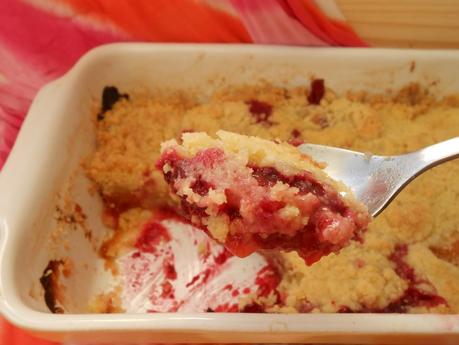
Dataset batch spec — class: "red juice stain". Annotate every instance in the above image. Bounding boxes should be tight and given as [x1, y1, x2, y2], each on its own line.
[385, 244, 447, 312]
[308, 79, 325, 105]
[214, 249, 232, 265]
[232, 290, 240, 297]
[242, 287, 251, 294]
[131, 252, 141, 259]
[186, 273, 201, 288]
[389, 244, 416, 281]
[154, 207, 193, 226]
[246, 100, 274, 126]
[135, 221, 171, 253]
[338, 306, 352, 313]
[337, 245, 448, 313]
[161, 281, 175, 299]
[214, 303, 239, 312]
[241, 303, 265, 313]
[223, 284, 233, 291]
[255, 265, 281, 297]
[185, 268, 213, 288]
[201, 268, 212, 284]
[168, 300, 184, 313]
[163, 260, 177, 280]
[288, 138, 305, 147]
[225, 233, 258, 258]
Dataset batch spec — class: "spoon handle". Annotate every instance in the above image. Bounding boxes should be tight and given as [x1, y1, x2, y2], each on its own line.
[415, 136, 459, 168]
[362, 136, 459, 216]
[388, 136, 459, 193]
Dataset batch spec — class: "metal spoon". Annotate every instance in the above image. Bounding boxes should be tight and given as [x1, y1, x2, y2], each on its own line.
[298, 137, 459, 217]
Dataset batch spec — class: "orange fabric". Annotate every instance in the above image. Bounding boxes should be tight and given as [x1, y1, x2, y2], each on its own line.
[0, 317, 58, 345]
[59, 0, 252, 43]
[288, 0, 367, 46]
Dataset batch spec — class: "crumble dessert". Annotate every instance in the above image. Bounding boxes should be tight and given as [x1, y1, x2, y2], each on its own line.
[157, 131, 370, 264]
[84, 81, 459, 314]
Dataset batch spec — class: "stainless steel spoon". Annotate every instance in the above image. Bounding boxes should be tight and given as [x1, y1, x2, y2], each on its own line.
[298, 137, 459, 217]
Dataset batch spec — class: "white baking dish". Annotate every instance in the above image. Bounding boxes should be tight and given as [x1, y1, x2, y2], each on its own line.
[1, 44, 459, 344]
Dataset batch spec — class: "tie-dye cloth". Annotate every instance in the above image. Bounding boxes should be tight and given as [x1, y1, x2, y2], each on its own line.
[0, 1, 364, 344]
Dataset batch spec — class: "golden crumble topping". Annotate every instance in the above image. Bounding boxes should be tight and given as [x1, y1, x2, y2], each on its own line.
[86, 82, 459, 313]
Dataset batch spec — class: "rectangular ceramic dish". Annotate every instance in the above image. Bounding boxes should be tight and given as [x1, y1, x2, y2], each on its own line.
[0, 44, 459, 344]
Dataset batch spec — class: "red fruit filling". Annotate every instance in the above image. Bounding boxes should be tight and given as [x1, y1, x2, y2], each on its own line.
[158, 147, 368, 265]
[338, 245, 447, 313]
[135, 221, 171, 253]
[246, 100, 274, 126]
[308, 79, 325, 105]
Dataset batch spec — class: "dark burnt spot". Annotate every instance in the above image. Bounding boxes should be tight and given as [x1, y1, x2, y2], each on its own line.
[97, 86, 129, 121]
[246, 100, 274, 126]
[40, 260, 64, 314]
[308, 79, 325, 105]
